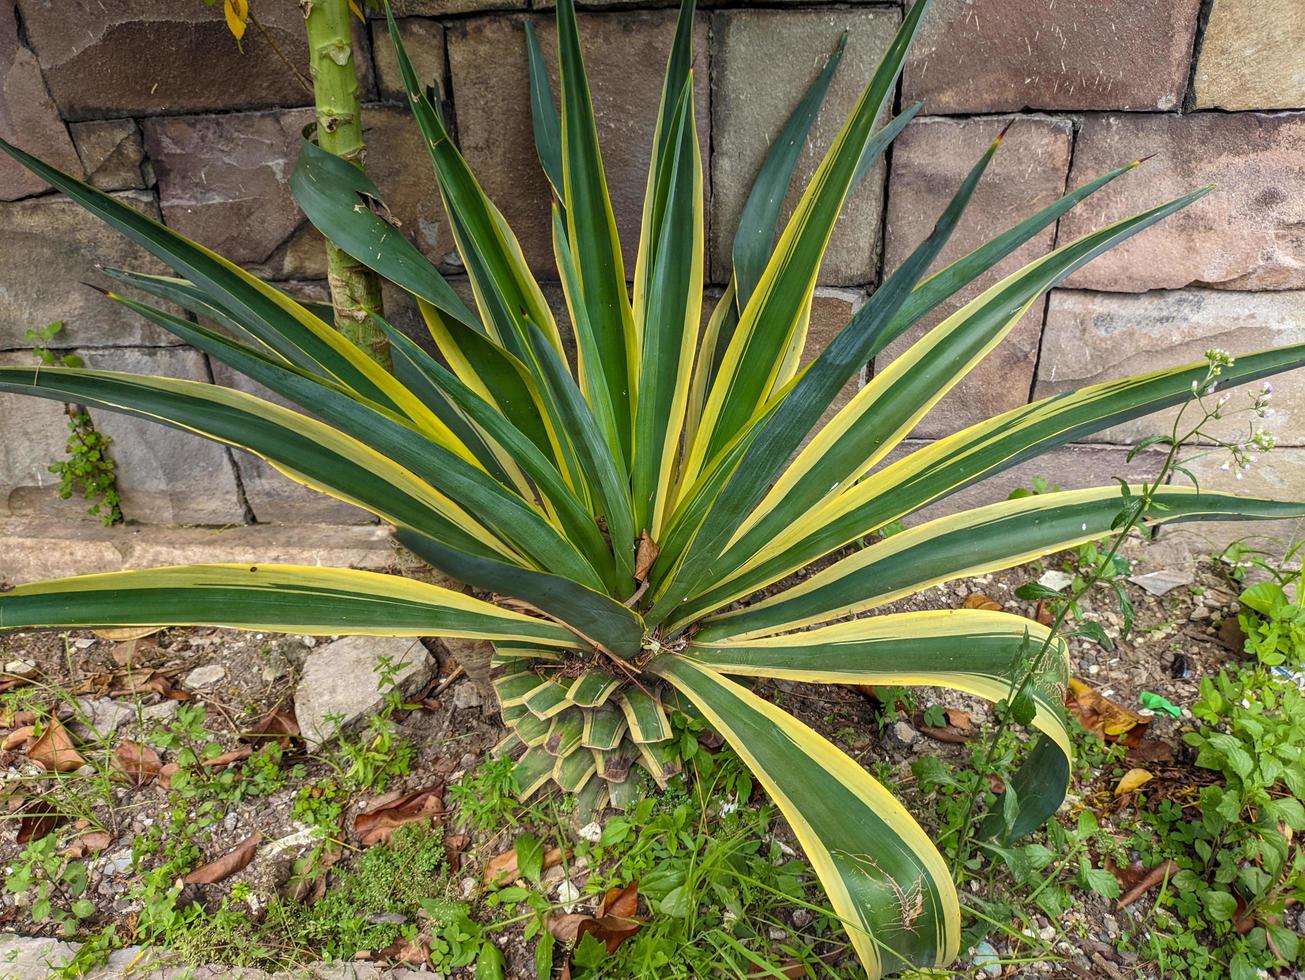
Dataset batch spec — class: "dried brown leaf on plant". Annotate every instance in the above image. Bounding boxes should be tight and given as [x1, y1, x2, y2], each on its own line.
[183, 831, 262, 885]
[635, 532, 660, 582]
[28, 717, 85, 772]
[241, 708, 300, 748]
[961, 593, 1002, 612]
[354, 785, 445, 847]
[1065, 677, 1149, 748]
[113, 740, 163, 786]
[484, 842, 567, 886]
[549, 882, 644, 956]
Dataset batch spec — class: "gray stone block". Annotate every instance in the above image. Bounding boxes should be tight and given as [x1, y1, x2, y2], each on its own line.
[1194, 0, 1305, 111]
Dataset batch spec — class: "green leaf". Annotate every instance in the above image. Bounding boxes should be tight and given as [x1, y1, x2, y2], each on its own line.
[523, 21, 563, 200]
[515, 832, 545, 884]
[475, 939, 506, 979]
[1202, 888, 1238, 923]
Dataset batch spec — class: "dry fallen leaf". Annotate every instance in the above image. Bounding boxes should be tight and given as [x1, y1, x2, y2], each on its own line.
[1033, 600, 1056, 627]
[201, 746, 255, 769]
[378, 935, 432, 969]
[157, 762, 181, 789]
[59, 829, 112, 859]
[113, 740, 164, 786]
[2, 726, 35, 751]
[241, 708, 300, 748]
[1117, 859, 1179, 910]
[93, 627, 164, 642]
[1065, 677, 1150, 748]
[443, 832, 470, 874]
[28, 717, 86, 773]
[16, 799, 66, 844]
[550, 881, 644, 960]
[183, 831, 262, 885]
[962, 593, 1002, 612]
[484, 843, 566, 886]
[1114, 768, 1154, 796]
[634, 531, 660, 582]
[354, 785, 445, 847]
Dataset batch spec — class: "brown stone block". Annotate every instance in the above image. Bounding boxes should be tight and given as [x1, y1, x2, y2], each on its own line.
[1166, 449, 1305, 554]
[143, 105, 450, 281]
[0, 191, 180, 350]
[371, 18, 446, 103]
[710, 7, 899, 287]
[446, 10, 710, 277]
[1194, 0, 1305, 111]
[380, 0, 526, 16]
[0, 0, 83, 200]
[902, 0, 1200, 113]
[1060, 113, 1305, 293]
[69, 119, 146, 191]
[876, 114, 1072, 438]
[1035, 288, 1305, 446]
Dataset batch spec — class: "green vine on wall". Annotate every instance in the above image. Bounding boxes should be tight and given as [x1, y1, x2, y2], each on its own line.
[26, 322, 123, 526]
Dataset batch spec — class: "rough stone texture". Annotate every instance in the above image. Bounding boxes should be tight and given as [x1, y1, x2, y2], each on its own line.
[0, 191, 180, 350]
[880, 441, 1168, 528]
[1035, 288, 1305, 446]
[0, 352, 91, 521]
[295, 634, 436, 747]
[372, 18, 446, 103]
[208, 355, 378, 526]
[1194, 0, 1305, 111]
[1164, 449, 1305, 554]
[446, 10, 711, 276]
[379, 0, 526, 16]
[902, 0, 1201, 113]
[800, 288, 866, 433]
[0, 0, 83, 200]
[68, 118, 147, 191]
[711, 7, 899, 286]
[1060, 113, 1305, 293]
[877, 115, 1073, 437]
[143, 106, 450, 282]
[14, 0, 315, 120]
[0, 518, 397, 585]
[77, 347, 247, 526]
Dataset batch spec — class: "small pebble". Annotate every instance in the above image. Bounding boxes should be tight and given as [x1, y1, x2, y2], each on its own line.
[971, 940, 1001, 978]
[555, 880, 580, 908]
[73, 639, 95, 650]
[183, 664, 227, 689]
[579, 821, 603, 843]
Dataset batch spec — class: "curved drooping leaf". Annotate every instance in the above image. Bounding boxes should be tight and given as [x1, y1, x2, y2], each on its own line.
[0, 565, 576, 646]
[650, 655, 959, 975]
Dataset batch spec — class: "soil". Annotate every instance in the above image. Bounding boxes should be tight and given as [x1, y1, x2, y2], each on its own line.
[0, 536, 1266, 979]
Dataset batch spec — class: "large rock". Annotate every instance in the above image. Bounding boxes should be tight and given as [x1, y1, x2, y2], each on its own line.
[374, 0, 526, 16]
[446, 11, 711, 277]
[711, 7, 899, 286]
[876, 115, 1073, 437]
[1194, 0, 1305, 111]
[1035, 289, 1305, 446]
[902, 0, 1200, 113]
[78, 347, 247, 526]
[372, 17, 446, 103]
[207, 349, 378, 527]
[0, 517, 396, 585]
[0, 191, 179, 349]
[1059, 113, 1305, 293]
[0, 352, 92, 521]
[15, 0, 314, 120]
[1164, 449, 1305, 555]
[68, 118, 147, 191]
[294, 634, 436, 747]
[0, 0, 83, 200]
[143, 106, 451, 282]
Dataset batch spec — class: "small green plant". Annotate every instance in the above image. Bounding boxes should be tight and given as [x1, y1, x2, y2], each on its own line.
[26, 320, 122, 526]
[1234, 550, 1305, 669]
[4, 834, 97, 937]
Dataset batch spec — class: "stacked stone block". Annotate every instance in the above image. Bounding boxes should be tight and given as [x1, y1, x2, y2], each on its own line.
[0, 0, 1301, 553]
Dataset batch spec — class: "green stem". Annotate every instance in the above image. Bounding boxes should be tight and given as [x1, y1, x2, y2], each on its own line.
[303, 0, 390, 370]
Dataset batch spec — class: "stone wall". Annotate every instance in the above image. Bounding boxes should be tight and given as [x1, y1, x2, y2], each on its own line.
[1, 0, 1303, 555]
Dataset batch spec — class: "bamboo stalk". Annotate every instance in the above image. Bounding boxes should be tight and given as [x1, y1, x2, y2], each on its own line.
[303, 0, 391, 369]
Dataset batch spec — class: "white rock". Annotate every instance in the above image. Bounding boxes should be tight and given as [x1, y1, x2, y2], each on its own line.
[451, 681, 484, 710]
[73, 638, 95, 650]
[1038, 569, 1074, 592]
[1127, 568, 1194, 596]
[578, 821, 603, 843]
[71, 698, 134, 739]
[183, 664, 227, 690]
[555, 879, 580, 909]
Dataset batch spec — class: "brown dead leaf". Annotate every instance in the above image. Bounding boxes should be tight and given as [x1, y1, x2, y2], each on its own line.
[16, 799, 66, 844]
[1065, 677, 1150, 748]
[1217, 616, 1247, 654]
[241, 708, 300, 749]
[59, 829, 112, 859]
[549, 882, 644, 956]
[1033, 600, 1055, 627]
[2, 726, 35, 751]
[1126, 738, 1176, 766]
[1117, 859, 1179, 910]
[1114, 768, 1154, 796]
[28, 717, 85, 773]
[634, 531, 659, 582]
[284, 844, 342, 904]
[93, 627, 163, 642]
[354, 785, 445, 847]
[83, 667, 192, 701]
[913, 708, 974, 744]
[113, 740, 163, 786]
[183, 831, 262, 885]
[157, 762, 181, 788]
[962, 593, 1002, 612]
[201, 746, 254, 769]
[110, 637, 161, 667]
[484, 843, 566, 886]
[378, 935, 432, 969]
[443, 832, 470, 874]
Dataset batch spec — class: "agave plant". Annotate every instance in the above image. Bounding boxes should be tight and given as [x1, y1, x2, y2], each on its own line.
[1, 0, 1303, 973]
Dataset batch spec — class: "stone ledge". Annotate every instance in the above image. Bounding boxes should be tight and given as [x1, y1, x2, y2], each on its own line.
[0, 520, 400, 586]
